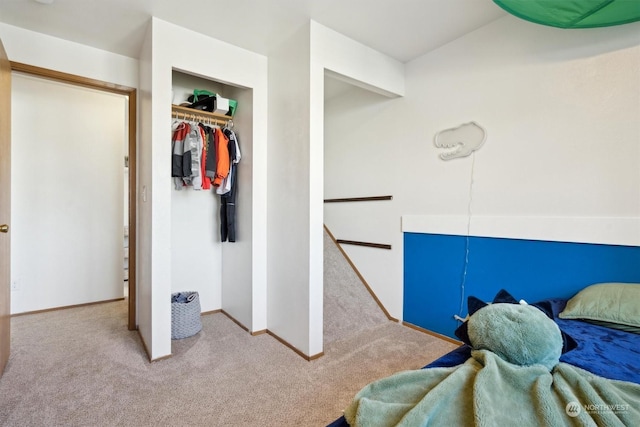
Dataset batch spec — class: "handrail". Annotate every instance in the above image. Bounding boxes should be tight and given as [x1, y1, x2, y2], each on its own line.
[324, 195, 392, 203]
[336, 240, 392, 250]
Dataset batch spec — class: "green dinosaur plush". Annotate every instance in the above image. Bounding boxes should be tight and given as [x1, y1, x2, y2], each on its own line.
[467, 303, 563, 371]
[344, 293, 640, 427]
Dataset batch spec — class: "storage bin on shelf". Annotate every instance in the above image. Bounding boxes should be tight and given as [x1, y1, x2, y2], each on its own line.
[171, 291, 202, 339]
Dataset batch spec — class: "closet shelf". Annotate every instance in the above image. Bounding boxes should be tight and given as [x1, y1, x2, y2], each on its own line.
[171, 104, 233, 125]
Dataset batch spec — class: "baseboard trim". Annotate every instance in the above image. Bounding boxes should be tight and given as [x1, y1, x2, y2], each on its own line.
[324, 224, 394, 321]
[217, 310, 319, 359]
[220, 309, 251, 333]
[402, 321, 463, 345]
[136, 329, 172, 362]
[138, 330, 151, 361]
[150, 353, 173, 362]
[11, 297, 126, 317]
[266, 329, 324, 361]
[201, 309, 222, 316]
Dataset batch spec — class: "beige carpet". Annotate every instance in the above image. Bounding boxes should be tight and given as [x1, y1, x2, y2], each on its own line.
[0, 236, 459, 426]
[323, 228, 389, 344]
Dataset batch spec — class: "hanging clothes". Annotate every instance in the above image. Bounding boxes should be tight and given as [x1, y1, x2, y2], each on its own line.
[183, 123, 204, 190]
[219, 127, 241, 242]
[220, 167, 237, 242]
[217, 128, 241, 196]
[212, 127, 230, 188]
[171, 122, 190, 190]
[171, 119, 209, 190]
[198, 123, 211, 190]
[204, 125, 217, 186]
[170, 113, 241, 242]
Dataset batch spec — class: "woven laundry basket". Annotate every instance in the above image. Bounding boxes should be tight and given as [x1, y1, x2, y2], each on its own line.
[171, 291, 202, 339]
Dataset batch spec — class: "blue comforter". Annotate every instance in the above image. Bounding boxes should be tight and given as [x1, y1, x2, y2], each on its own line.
[429, 299, 640, 383]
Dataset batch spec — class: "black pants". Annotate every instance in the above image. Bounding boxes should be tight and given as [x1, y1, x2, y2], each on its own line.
[220, 165, 237, 242]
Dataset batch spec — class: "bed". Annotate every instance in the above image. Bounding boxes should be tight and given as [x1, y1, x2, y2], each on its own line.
[328, 283, 640, 426]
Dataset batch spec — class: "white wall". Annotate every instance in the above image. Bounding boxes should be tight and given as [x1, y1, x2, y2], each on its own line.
[267, 21, 404, 356]
[10, 73, 126, 314]
[140, 18, 268, 360]
[267, 23, 312, 355]
[0, 23, 139, 316]
[221, 84, 258, 329]
[137, 21, 154, 355]
[324, 17, 640, 320]
[309, 22, 404, 354]
[0, 23, 138, 89]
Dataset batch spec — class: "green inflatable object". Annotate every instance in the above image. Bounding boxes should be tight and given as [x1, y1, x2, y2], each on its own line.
[494, 0, 640, 28]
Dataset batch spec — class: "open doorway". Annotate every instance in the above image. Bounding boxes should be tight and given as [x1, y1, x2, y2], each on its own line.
[322, 74, 392, 346]
[9, 63, 137, 330]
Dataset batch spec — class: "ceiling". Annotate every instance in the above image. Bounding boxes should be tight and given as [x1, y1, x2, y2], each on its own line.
[0, 0, 506, 63]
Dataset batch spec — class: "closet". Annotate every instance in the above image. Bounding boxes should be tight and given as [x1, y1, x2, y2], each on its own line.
[170, 70, 256, 335]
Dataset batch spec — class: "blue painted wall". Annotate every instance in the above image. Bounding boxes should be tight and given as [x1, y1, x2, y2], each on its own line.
[404, 232, 640, 338]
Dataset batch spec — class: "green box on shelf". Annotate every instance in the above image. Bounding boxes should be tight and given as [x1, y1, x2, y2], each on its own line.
[228, 99, 237, 117]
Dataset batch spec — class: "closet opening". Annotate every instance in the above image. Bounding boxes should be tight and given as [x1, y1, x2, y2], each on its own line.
[170, 69, 255, 348]
[9, 62, 138, 330]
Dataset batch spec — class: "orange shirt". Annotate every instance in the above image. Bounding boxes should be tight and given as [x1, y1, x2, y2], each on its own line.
[213, 127, 230, 187]
[198, 125, 211, 190]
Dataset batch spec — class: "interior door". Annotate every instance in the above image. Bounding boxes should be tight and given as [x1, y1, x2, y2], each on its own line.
[0, 38, 11, 378]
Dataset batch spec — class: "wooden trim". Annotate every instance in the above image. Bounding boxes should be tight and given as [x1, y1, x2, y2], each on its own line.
[336, 240, 391, 250]
[324, 225, 394, 321]
[127, 89, 137, 331]
[266, 330, 324, 361]
[324, 195, 392, 203]
[307, 350, 324, 361]
[219, 311, 270, 337]
[215, 311, 318, 358]
[217, 310, 323, 360]
[10, 62, 135, 95]
[220, 310, 250, 333]
[402, 321, 464, 346]
[150, 354, 173, 362]
[138, 330, 172, 363]
[201, 309, 222, 316]
[10, 61, 139, 331]
[137, 330, 151, 361]
[0, 37, 12, 379]
[11, 298, 125, 317]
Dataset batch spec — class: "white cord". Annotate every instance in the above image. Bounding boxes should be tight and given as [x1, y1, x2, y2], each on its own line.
[457, 152, 476, 320]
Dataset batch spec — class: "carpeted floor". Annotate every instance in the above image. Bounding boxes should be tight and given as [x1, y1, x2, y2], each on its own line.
[323, 228, 389, 344]
[0, 233, 459, 427]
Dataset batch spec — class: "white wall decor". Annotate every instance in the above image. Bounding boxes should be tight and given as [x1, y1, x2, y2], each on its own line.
[434, 121, 486, 160]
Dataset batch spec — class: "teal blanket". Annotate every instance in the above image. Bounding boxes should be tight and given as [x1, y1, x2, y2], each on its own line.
[345, 349, 640, 426]
[344, 301, 640, 426]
